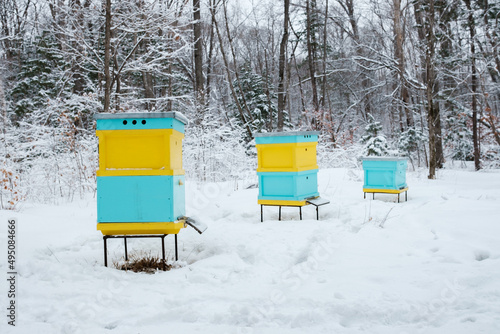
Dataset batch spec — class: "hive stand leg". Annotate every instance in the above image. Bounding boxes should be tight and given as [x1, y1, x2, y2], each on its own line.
[161, 235, 166, 271]
[373, 193, 375, 200]
[398, 193, 400, 203]
[261, 205, 263, 222]
[316, 206, 319, 220]
[175, 234, 178, 262]
[103, 236, 108, 267]
[406, 191, 408, 202]
[279, 206, 282, 221]
[299, 206, 302, 220]
[364, 192, 366, 199]
[124, 236, 128, 261]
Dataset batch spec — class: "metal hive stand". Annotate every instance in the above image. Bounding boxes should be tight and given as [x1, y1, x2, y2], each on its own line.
[363, 187, 409, 203]
[103, 234, 177, 271]
[260, 197, 330, 222]
[102, 217, 207, 271]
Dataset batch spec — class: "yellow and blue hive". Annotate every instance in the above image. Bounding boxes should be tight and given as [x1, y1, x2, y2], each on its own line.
[362, 157, 408, 194]
[255, 131, 320, 206]
[94, 112, 188, 235]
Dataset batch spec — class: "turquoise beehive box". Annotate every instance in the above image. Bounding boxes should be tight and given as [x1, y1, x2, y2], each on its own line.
[258, 169, 319, 202]
[96, 175, 185, 223]
[362, 157, 408, 202]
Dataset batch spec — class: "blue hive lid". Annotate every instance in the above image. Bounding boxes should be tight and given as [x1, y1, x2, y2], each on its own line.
[254, 131, 320, 144]
[94, 112, 188, 132]
[362, 156, 408, 161]
[94, 112, 188, 125]
[254, 131, 320, 138]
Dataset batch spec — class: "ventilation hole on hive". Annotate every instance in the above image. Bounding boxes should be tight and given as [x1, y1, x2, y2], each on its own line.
[142, 120, 146, 125]
[123, 120, 128, 125]
[132, 120, 137, 125]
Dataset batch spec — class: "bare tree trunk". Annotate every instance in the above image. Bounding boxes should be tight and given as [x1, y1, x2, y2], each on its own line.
[464, 0, 481, 170]
[263, 49, 273, 131]
[70, 0, 86, 94]
[482, 0, 500, 84]
[103, 0, 112, 113]
[306, 0, 319, 114]
[321, 0, 328, 110]
[286, 40, 297, 125]
[0, 1, 13, 63]
[113, 46, 120, 112]
[0, 76, 6, 126]
[416, 0, 443, 179]
[193, 0, 204, 122]
[393, 0, 413, 128]
[425, 4, 437, 179]
[293, 54, 307, 126]
[205, 0, 217, 107]
[277, 0, 290, 131]
[167, 62, 173, 111]
[142, 71, 155, 110]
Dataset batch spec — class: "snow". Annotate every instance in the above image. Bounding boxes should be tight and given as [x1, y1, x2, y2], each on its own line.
[1, 167, 500, 333]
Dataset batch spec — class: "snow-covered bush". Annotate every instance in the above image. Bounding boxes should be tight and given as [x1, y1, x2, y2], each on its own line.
[398, 127, 428, 167]
[362, 136, 390, 156]
[482, 145, 500, 168]
[444, 111, 474, 161]
[0, 164, 25, 210]
[360, 115, 390, 156]
[1, 107, 97, 206]
[0, 116, 26, 209]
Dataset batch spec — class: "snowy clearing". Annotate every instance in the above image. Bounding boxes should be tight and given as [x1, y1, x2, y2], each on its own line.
[1, 167, 500, 334]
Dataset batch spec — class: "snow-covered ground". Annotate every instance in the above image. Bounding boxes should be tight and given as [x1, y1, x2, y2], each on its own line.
[1, 167, 500, 334]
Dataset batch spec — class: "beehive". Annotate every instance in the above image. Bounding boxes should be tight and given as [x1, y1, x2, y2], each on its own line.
[362, 157, 408, 192]
[94, 112, 188, 235]
[255, 131, 320, 206]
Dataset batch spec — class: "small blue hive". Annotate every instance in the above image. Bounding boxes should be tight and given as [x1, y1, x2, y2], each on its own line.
[362, 157, 408, 192]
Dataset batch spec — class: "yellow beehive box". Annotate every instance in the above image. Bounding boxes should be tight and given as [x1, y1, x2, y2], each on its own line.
[96, 128, 184, 176]
[255, 131, 319, 173]
[256, 142, 318, 172]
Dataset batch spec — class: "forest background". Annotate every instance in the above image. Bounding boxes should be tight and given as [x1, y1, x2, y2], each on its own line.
[1, 0, 499, 209]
